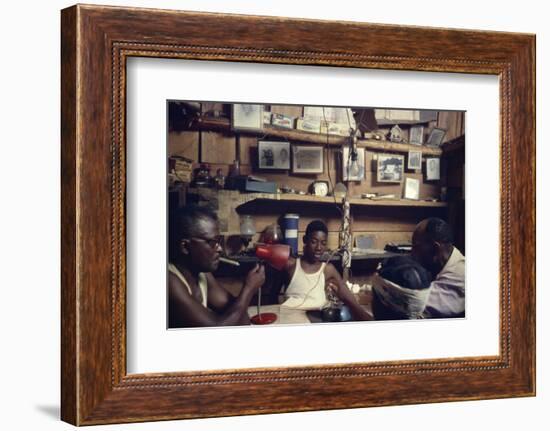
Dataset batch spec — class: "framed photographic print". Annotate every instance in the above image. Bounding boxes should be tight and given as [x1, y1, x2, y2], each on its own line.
[61, 4, 535, 426]
[271, 113, 295, 129]
[427, 127, 446, 147]
[258, 140, 291, 170]
[404, 177, 420, 200]
[304, 106, 356, 129]
[408, 150, 422, 170]
[426, 157, 441, 180]
[342, 146, 365, 181]
[377, 154, 404, 183]
[409, 125, 424, 145]
[232, 103, 263, 131]
[292, 145, 324, 174]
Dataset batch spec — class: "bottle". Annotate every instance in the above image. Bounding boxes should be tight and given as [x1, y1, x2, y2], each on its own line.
[214, 168, 225, 189]
[228, 160, 240, 178]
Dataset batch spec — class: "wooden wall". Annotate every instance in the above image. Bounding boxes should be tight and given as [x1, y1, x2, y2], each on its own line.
[168, 103, 464, 256]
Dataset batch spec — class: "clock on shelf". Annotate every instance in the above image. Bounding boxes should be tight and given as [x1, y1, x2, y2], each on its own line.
[310, 180, 329, 197]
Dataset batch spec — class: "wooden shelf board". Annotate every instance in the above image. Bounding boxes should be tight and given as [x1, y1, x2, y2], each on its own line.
[349, 198, 447, 208]
[376, 119, 433, 126]
[238, 193, 448, 208]
[191, 116, 443, 156]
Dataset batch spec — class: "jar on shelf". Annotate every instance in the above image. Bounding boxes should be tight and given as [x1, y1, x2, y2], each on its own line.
[192, 163, 212, 188]
[239, 215, 256, 250]
[228, 160, 240, 178]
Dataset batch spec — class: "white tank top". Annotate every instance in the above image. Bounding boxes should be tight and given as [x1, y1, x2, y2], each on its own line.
[168, 263, 208, 308]
[283, 258, 328, 310]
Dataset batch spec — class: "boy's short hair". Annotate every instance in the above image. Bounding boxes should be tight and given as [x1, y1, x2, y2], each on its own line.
[305, 220, 328, 239]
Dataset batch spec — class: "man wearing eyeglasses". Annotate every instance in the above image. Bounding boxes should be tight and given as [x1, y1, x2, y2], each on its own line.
[168, 205, 265, 328]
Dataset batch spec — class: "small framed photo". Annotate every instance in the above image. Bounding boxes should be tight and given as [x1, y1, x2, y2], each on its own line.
[404, 177, 420, 200]
[232, 104, 263, 131]
[426, 157, 441, 180]
[409, 125, 424, 145]
[258, 141, 291, 170]
[427, 127, 446, 147]
[271, 113, 295, 129]
[377, 154, 404, 183]
[292, 145, 324, 174]
[342, 147, 365, 181]
[407, 150, 422, 170]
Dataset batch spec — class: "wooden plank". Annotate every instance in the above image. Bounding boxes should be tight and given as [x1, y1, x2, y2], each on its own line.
[249, 213, 421, 233]
[168, 131, 199, 160]
[238, 194, 447, 207]
[352, 231, 413, 250]
[271, 104, 303, 118]
[350, 176, 442, 200]
[200, 131, 236, 164]
[61, 6, 78, 424]
[437, 111, 465, 143]
[201, 102, 227, 116]
[239, 135, 257, 165]
[192, 116, 443, 155]
[250, 214, 343, 232]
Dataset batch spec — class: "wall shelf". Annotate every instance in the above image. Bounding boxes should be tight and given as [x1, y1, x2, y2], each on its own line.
[233, 192, 448, 209]
[190, 116, 444, 156]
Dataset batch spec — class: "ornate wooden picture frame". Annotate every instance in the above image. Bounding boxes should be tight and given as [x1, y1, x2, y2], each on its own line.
[61, 4, 535, 425]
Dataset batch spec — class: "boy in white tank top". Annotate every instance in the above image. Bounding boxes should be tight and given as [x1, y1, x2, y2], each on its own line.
[281, 220, 344, 310]
[280, 220, 374, 321]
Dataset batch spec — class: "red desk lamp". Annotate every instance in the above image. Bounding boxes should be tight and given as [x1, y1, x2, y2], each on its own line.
[251, 244, 291, 324]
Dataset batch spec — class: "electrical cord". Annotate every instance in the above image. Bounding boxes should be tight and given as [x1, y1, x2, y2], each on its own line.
[282, 246, 345, 310]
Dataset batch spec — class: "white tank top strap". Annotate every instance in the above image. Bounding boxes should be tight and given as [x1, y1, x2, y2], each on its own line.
[168, 263, 208, 308]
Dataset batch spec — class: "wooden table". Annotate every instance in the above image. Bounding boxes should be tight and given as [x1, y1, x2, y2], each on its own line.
[248, 291, 374, 325]
[247, 304, 311, 325]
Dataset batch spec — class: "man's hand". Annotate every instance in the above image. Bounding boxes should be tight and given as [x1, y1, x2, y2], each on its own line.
[245, 264, 266, 291]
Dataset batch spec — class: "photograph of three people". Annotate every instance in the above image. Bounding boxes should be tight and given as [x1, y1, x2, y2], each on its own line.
[167, 100, 465, 328]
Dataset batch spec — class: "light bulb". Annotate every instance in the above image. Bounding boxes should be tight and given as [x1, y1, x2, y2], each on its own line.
[349, 159, 360, 178]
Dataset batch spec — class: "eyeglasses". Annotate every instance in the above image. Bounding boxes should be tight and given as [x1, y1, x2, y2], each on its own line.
[191, 236, 223, 249]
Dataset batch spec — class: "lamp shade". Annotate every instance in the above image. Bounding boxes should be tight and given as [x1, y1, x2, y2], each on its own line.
[255, 244, 290, 271]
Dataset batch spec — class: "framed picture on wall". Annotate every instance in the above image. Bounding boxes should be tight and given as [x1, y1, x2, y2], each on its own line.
[232, 103, 263, 131]
[292, 145, 324, 174]
[377, 154, 404, 182]
[404, 177, 420, 200]
[408, 150, 422, 170]
[409, 125, 424, 145]
[258, 140, 291, 169]
[427, 127, 446, 147]
[426, 157, 441, 180]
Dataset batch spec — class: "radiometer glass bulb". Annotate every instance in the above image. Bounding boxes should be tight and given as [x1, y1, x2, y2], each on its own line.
[349, 159, 361, 177]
